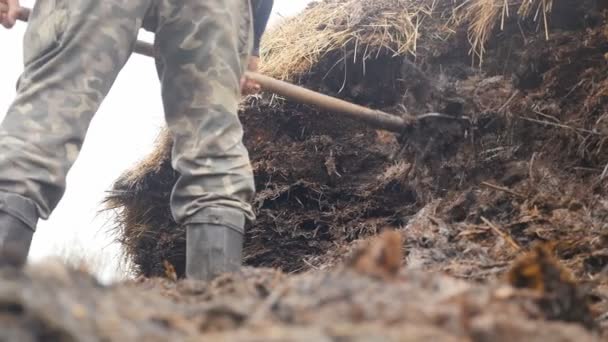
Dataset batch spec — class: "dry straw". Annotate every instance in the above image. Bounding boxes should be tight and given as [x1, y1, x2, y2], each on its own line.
[452, 0, 554, 64]
[260, 0, 555, 77]
[259, 0, 436, 80]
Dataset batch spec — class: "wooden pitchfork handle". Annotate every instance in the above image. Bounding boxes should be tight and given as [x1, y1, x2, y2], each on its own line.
[10, 5, 429, 133]
[12, 7, 168, 60]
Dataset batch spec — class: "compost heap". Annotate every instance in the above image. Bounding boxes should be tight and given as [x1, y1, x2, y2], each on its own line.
[2, 0, 608, 340]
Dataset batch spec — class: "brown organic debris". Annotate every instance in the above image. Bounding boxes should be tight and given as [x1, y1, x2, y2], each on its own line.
[506, 243, 597, 329]
[347, 229, 404, 280]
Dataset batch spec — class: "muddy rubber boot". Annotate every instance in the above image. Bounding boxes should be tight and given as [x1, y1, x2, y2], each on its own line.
[0, 213, 35, 268]
[0, 193, 38, 268]
[186, 223, 244, 281]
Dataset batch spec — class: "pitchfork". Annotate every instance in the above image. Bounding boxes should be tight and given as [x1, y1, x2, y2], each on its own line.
[7, 5, 466, 134]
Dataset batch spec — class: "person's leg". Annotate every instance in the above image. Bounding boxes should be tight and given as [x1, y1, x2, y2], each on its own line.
[152, 0, 255, 280]
[0, 0, 152, 267]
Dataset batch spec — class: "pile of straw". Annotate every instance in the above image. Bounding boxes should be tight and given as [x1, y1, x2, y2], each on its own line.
[260, 0, 555, 80]
[452, 0, 554, 64]
[105, 0, 568, 277]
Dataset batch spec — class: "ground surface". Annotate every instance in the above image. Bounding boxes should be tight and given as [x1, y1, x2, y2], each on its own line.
[2, 1, 608, 340]
[0, 248, 604, 341]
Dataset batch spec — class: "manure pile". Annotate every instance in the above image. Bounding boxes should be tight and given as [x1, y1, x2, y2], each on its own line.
[2, 0, 608, 340]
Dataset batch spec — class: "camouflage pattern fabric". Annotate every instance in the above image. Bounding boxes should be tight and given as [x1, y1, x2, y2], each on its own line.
[0, 0, 255, 229]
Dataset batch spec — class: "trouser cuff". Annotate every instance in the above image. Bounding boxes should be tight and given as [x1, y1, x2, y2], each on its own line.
[0, 191, 39, 231]
[186, 207, 246, 234]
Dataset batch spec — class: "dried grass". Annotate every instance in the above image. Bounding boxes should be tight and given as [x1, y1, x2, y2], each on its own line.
[452, 0, 554, 65]
[259, 0, 438, 80]
[451, 0, 505, 65]
[260, 0, 556, 79]
[103, 129, 181, 277]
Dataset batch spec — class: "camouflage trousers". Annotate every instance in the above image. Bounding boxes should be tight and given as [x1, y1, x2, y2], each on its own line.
[0, 0, 256, 230]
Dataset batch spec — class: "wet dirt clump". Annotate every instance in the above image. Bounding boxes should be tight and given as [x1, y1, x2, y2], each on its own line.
[0, 237, 604, 341]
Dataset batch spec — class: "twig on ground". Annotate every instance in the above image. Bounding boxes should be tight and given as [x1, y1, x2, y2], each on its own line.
[532, 109, 560, 123]
[498, 90, 519, 112]
[601, 163, 608, 180]
[481, 181, 525, 198]
[303, 258, 320, 270]
[247, 283, 290, 324]
[529, 152, 539, 183]
[481, 216, 522, 252]
[519, 116, 599, 136]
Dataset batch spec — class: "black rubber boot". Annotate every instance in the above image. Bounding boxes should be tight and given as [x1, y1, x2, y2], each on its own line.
[0, 212, 34, 268]
[186, 223, 244, 281]
[0, 193, 39, 268]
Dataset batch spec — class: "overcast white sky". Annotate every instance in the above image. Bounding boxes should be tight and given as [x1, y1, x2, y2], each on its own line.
[0, 0, 313, 281]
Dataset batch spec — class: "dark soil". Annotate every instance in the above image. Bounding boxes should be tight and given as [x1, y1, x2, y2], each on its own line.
[0, 257, 601, 341]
